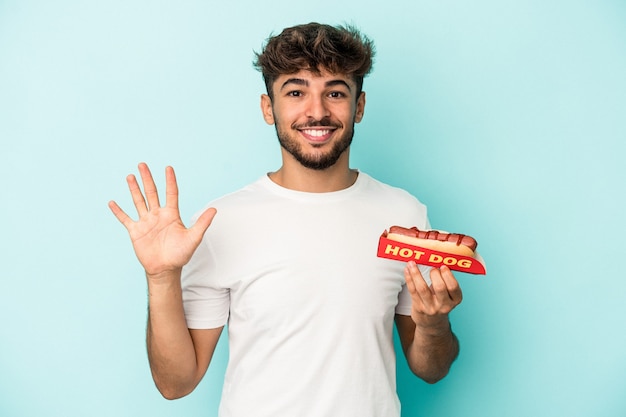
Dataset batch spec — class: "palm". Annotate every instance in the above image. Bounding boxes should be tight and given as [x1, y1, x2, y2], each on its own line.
[109, 163, 216, 276]
[126, 206, 197, 274]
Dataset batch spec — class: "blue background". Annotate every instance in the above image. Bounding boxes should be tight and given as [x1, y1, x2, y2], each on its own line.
[1, 1, 625, 416]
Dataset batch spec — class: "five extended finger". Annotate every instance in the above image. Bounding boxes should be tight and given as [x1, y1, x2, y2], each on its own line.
[164, 166, 179, 210]
[108, 200, 133, 228]
[138, 162, 161, 211]
[190, 207, 217, 239]
[127, 173, 148, 216]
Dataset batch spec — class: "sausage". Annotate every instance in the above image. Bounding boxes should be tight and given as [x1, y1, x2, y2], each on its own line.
[386, 226, 478, 256]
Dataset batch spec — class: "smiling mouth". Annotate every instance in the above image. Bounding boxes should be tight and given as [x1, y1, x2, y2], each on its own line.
[299, 129, 334, 143]
[302, 129, 332, 137]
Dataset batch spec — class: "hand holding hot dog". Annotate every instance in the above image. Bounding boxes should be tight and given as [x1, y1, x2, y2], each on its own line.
[404, 262, 462, 327]
[108, 163, 216, 279]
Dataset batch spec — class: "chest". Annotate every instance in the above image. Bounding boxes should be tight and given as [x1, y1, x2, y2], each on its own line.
[210, 201, 406, 327]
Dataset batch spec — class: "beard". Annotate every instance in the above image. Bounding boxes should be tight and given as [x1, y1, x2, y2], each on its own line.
[274, 116, 355, 170]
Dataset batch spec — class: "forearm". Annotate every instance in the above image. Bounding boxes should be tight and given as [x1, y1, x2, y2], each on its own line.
[146, 269, 199, 399]
[400, 315, 459, 384]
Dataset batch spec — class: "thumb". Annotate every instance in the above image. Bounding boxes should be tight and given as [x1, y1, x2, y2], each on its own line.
[190, 207, 217, 239]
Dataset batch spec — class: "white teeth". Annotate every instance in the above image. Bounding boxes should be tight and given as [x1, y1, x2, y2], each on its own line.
[303, 129, 330, 137]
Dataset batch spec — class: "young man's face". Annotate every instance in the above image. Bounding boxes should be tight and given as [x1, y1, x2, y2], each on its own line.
[261, 68, 366, 170]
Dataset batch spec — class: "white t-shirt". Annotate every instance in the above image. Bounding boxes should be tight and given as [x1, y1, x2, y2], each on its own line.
[182, 172, 430, 417]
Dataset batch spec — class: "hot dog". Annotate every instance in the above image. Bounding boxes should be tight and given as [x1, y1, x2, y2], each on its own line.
[386, 226, 477, 257]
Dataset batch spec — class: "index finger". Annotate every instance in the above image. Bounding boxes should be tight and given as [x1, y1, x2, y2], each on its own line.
[164, 166, 179, 211]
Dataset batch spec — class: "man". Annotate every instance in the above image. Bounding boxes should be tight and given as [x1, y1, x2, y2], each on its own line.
[109, 22, 462, 417]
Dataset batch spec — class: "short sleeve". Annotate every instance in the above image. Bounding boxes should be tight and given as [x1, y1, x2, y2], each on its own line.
[181, 237, 230, 329]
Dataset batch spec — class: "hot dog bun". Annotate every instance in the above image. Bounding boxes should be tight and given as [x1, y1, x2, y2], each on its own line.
[386, 226, 477, 257]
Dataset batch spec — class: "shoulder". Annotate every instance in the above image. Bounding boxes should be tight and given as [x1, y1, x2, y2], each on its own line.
[191, 176, 270, 221]
[357, 172, 427, 210]
[351, 172, 429, 229]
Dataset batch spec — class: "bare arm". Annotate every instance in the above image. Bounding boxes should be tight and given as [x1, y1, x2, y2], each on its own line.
[145, 269, 223, 399]
[109, 163, 220, 398]
[395, 263, 462, 383]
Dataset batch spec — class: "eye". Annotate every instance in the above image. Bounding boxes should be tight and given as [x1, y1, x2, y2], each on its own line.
[328, 91, 347, 99]
[287, 90, 303, 97]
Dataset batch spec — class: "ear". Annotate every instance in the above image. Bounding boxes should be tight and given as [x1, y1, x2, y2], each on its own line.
[355, 92, 366, 123]
[260, 94, 275, 125]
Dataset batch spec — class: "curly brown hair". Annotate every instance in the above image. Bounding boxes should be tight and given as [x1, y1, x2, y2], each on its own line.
[254, 22, 375, 99]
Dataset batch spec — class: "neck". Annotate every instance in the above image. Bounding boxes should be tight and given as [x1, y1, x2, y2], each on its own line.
[269, 151, 358, 193]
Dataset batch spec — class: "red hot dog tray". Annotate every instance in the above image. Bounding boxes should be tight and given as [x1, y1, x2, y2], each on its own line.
[377, 234, 487, 275]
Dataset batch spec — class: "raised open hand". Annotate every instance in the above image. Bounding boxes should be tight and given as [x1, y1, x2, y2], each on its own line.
[108, 163, 216, 278]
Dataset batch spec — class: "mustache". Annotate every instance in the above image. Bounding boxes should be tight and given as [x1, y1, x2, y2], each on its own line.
[293, 117, 341, 129]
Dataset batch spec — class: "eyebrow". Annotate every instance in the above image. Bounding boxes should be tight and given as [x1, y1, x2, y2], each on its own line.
[280, 78, 353, 92]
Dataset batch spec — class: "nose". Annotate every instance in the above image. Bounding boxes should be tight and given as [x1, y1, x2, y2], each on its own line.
[305, 95, 330, 121]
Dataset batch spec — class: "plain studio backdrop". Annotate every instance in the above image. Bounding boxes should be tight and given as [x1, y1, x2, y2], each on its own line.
[1, 1, 625, 416]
